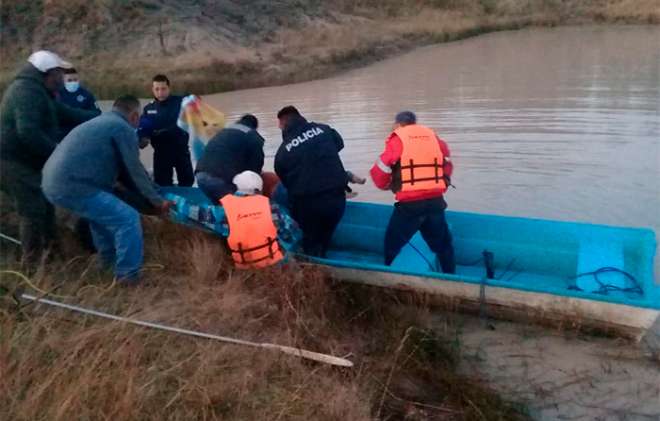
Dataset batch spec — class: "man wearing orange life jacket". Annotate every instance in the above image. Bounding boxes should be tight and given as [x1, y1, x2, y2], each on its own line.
[220, 171, 285, 269]
[370, 111, 456, 273]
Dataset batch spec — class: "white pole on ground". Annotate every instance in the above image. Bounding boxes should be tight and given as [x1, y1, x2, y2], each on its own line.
[0, 232, 21, 245]
[19, 293, 354, 368]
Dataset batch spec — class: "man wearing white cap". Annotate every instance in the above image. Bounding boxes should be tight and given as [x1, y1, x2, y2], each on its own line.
[0, 50, 99, 263]
[219, 171, 299, 269]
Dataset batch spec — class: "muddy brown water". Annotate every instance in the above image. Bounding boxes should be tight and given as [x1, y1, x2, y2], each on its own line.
[107, 25, 660, 419]
[134, 25, 660, 277]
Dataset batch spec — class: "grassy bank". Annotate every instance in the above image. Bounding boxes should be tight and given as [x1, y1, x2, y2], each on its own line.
[0, 215, 529, 420]
[0, 0, 658, 99]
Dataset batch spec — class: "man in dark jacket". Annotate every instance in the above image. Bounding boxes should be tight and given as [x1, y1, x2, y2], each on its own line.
[139, 74, 193, 187]
[42, 95, 172, 284]
[274, 106, 348, 257]
[195, 114, 265, 202]
[0, 50, 99, 262]
[57, 67, 100, 137]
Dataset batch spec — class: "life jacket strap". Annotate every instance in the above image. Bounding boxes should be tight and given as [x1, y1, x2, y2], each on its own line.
[231, 237, 279, 265]
[400, 158, 444, 185]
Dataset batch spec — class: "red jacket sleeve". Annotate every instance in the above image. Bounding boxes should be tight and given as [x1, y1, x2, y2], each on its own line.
[437, 135, 453, 179]
[370, 133, 403, 190]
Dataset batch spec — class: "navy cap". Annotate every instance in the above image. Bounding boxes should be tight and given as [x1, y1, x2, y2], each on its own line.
[395, 111, 416, 125]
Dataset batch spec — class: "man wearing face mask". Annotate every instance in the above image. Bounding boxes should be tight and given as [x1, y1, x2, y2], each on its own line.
[0, 50, 98, 263]
[42, 95, 173, 284]
[57, 67, 101, 137]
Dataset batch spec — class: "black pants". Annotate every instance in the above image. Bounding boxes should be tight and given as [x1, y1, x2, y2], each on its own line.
[0, 160, 56, 263]
[153, 148, 194, 187]
[291, 189, 346, 257]
[384, 197, 456, 273]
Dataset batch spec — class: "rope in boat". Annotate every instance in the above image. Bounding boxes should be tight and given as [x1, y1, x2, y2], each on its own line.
[404, 239, 436, 271]
[569, 267, 643, 295]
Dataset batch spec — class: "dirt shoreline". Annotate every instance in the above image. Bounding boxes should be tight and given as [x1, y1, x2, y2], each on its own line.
[54, 21, 660, 100]
[1, 0, 658, 99]
[455, 314, 660, 420]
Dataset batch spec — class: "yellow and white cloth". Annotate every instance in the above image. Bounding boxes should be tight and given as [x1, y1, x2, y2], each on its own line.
[177, 95, 225, 167]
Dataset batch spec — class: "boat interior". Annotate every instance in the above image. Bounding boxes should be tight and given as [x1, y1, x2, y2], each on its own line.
[325, 202, 658, 309]
[163, 188, 659, 310]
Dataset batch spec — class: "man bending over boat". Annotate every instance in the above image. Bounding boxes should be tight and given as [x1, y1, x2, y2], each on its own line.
[195, 114, 265, 202]
[370, 111, 456, 273]
[42, 95, 174, 284]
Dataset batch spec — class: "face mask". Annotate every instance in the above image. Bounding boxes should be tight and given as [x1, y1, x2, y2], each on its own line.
[64, 81, 80, 93]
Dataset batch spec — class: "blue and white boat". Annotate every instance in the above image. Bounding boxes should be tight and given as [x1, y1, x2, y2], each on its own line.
[164, 187, 659, 340]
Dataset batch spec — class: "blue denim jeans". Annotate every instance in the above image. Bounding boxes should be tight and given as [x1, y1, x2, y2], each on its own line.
[46, 190, 143, 282]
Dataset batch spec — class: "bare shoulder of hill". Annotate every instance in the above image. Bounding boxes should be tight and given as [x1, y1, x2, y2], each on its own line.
[1, 0, 658, 98]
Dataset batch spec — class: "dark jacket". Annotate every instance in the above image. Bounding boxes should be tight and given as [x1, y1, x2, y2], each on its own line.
[42, 112, 163, 207]
[0, 64, 99, 170]
[140, 95, 189, 152]
[274, 115, 347, 197]
[57, 85, 100, 137]
[195, 123, 265, 182]
[57, 85, 98, 111]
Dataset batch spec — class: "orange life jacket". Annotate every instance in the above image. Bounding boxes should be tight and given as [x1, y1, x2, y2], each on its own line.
[394, 124, 446, 193]
[220, 194, 284, 269]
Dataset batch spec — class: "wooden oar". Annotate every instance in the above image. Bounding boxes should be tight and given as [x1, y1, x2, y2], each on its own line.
[20, 293, 354, 368]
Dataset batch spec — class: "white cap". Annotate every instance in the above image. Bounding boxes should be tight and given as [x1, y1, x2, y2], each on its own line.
[27, 50, 73, 73]
[233, 171, 263, 194]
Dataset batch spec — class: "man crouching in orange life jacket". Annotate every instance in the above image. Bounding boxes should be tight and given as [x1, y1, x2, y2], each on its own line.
[220, 170, 288, 269]
[369, 111, 456, 273]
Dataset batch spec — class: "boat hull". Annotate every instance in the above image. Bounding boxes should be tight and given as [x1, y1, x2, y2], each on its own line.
[325, 265, 660, 341]
[161, 187, 659, 341]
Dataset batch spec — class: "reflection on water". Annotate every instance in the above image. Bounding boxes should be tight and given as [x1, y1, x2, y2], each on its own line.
[152, 25, 660, 277]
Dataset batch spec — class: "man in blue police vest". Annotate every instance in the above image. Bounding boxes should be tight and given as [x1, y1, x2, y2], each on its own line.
[139, 74, 194, 186]
[274, 106, 348, 257]
[57, 67, 100, 137]
[58, 68, 98, 110]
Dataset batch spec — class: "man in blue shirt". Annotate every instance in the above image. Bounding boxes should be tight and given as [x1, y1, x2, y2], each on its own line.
[57, 67, 100, 137]
[43, 95, 173, 284]
[139, 74, 194, 187]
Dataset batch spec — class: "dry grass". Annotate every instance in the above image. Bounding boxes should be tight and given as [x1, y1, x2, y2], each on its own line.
[0, 215, 529, 420]
[0, 0, 657, 98]
[595, 0, 660, 23]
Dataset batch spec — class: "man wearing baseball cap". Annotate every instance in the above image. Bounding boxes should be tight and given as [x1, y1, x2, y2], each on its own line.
[369, 111, 456, 273]
[219, 170, 301, 269]
[0, 50, 99, 264]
